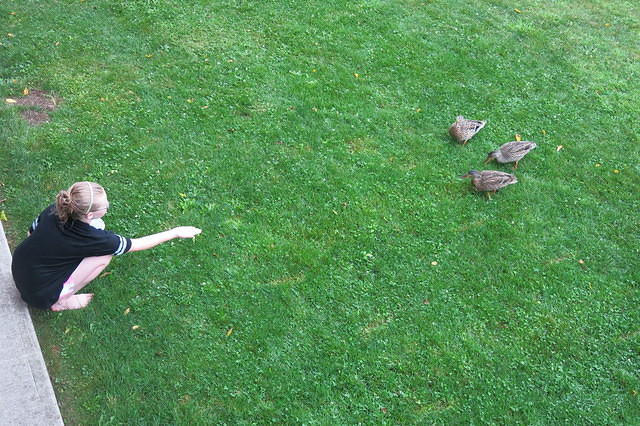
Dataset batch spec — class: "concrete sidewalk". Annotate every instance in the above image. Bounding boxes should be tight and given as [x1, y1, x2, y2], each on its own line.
[0, 222, 63, 425]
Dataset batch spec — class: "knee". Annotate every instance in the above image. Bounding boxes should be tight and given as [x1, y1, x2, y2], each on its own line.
[92, 255, 113, 268]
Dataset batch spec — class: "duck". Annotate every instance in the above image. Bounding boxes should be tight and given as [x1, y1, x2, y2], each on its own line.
[449, 115, 486, 145]
[461, 170, 517, 198]
[485, 141, 537, 169]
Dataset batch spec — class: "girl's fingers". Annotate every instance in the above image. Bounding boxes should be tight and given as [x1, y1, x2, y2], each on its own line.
[175, 226, 202, 238]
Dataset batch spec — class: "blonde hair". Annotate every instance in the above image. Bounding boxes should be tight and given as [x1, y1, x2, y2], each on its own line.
[55, 182, 106, 222]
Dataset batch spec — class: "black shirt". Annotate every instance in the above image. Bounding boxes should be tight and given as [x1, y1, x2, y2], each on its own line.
[11, 205, 131, 309]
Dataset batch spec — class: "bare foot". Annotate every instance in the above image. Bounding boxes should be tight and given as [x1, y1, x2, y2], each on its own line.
[51, 294, 94, 311]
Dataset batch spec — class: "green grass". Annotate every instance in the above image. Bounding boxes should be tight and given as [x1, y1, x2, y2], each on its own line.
[1, 0, 639, 423]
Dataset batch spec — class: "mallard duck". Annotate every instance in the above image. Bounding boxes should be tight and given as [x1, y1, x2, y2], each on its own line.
[461, 170, 517, 198]
[449, 115, 486, 145]
[485, 141, 537, 169]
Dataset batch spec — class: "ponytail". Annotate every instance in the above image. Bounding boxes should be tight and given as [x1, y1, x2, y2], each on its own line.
[55, 189, 75, 222]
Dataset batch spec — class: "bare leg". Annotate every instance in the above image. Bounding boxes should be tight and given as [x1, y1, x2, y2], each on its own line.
[51, 255, 112, 311]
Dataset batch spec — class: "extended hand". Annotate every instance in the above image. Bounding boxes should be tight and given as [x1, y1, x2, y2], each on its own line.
[173, 226, 202, 239]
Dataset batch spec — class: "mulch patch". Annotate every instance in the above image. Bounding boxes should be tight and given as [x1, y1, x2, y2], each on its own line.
[6, 89, 62, 126]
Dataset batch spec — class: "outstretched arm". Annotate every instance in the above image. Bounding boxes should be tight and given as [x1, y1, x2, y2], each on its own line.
[129, 226, 202, 252]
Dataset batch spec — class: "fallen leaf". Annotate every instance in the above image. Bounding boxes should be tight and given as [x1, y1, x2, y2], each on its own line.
[515, 133, 522, 141]
[578, 259, 585, 264]
[7, 33, 15, 38]
[132, 325, 140, 330]
[431, 261, 438, 266]
[556, 145, 563, 152]
[0, 211, 7, 221]
[145, 54, 153, 58]
[595, 163, 602, 167]
[226, 327, 234, 336]
[542, 129, 547, 135]
[64, 328, 71, 334]
[353, 73, 360, 78]
[613, 169, 620, 174]
[99, 271, 112, 278]
[514, 8, 522, 13]
[423, 299, 430, 304]
[123, 307, 131, 315]
[23, 88, 29, 95]
[381, 407, 388, 413]
[5, 98, 17, 104]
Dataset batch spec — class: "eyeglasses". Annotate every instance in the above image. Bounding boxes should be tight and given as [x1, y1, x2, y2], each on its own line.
[93, 203, 110, 212]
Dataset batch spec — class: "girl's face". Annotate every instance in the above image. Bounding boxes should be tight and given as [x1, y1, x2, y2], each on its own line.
[89, 194, 109, 220]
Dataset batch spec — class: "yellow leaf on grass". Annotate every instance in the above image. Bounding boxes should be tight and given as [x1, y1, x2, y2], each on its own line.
[0, 211, 7, 221]
[5, 98, 17, 104]
[226, 327, 234, 336]
[124, 307, 131, 315]
[99, 271, 112, 278]
[556, 145, 563, 152]
[514, 8, 522, 13]
[132, 325, 140, 330]
[7, 33, 15, 38]
[23, 88, 29, 95]
[515, 133, 522, 141]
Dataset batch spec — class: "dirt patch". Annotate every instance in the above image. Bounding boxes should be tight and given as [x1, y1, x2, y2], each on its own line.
[6, 89, 62, 126]
[21, 110, 50, 125]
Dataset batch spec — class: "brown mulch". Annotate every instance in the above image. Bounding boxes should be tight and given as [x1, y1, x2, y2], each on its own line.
[15, 90, 61, 110]
[6, 89, 62, 126]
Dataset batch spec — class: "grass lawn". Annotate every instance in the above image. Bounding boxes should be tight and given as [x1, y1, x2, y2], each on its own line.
[1, 0, 639, 423]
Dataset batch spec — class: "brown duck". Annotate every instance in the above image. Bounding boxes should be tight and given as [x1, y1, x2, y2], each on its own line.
[449, 115, 486, 145]
[485, 141, 537, 169]
[461, 170, 517, 198]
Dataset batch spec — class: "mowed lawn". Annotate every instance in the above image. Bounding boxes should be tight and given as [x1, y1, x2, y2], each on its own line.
[1, 0, 639, 423]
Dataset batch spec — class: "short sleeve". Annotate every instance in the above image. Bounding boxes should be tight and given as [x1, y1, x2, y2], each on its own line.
[29, 205, 54, 233]
[112, 234, 132, 256]
[80, 228, 132, 257]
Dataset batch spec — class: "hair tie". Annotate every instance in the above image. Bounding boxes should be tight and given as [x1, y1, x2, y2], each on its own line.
[85, 182, 94, 214]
